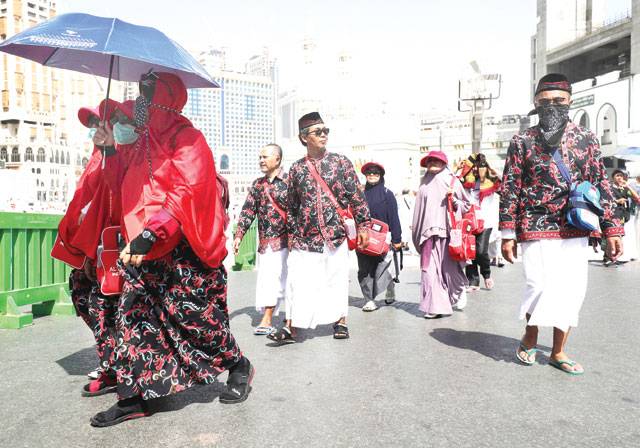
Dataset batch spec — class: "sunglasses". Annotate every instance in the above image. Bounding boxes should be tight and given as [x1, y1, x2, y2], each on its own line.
[306, 127, 330, 137]
[536, 97, 569, 107]
[365, 171, 381, 176]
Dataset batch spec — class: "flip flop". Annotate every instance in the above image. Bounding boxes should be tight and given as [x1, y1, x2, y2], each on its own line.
[253, 326, 275, 336]
[515, 343, 538, 365]
[549, 358, 584, 376]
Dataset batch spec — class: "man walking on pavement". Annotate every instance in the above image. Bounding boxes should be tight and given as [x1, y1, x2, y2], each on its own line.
[234, 144, 289, 335]
[500, 73, 624, 375]
[268, 112, 371, 344]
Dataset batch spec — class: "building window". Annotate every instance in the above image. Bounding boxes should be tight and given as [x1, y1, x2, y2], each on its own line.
[11, 147, 20, 162]
[37, 147, 45, 162]
[65, 151, 70, 165]
[55, 149, 59, 164]
[0, 147, 6, 161]
[25, 147, 34, 161]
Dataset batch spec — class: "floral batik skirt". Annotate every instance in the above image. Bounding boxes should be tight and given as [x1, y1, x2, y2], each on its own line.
[114, 240, 241, 400]
[69, 269, 118, 373]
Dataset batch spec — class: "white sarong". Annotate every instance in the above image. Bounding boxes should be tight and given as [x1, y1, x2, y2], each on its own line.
[286, 241, 349, 329]
[620, 218, 639, 262]
[521, 237, 589, 332]
[255, 246, 288, 314]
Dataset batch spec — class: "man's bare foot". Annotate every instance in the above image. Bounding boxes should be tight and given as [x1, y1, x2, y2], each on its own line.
[517, 328, 538, 364]
[549, 352, 584, 375]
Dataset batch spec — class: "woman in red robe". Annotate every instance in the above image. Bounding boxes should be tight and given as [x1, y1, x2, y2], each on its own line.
[89, 72, 254, 427]
[51, 99, 125, 397]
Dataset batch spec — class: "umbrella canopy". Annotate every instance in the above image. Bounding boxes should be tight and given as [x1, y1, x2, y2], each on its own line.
[613, 147, 640, 163]
[0, 12, 218, 88]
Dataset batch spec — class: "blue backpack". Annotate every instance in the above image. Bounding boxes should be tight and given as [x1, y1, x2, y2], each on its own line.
[552, 150, 604, 232]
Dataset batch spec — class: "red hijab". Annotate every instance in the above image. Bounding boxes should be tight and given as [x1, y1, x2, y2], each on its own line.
[51, 99, 122, 267]
[120, 72, 227, 268]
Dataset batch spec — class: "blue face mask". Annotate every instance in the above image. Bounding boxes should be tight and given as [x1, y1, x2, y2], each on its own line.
[113, 123, 139, 145]
[88, 128, 97, 140]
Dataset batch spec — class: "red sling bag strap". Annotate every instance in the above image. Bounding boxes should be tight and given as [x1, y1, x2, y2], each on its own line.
[265, 183, 287, 221]
[304, 158, 350, 219]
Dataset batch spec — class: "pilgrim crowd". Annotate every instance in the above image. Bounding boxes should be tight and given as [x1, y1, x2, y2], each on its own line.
[52, 71, 637, 427]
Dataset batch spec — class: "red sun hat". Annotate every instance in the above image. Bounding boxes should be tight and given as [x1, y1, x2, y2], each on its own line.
[77, 98, 122, 127]
[420, 150, 448, 167]
[361, 161, 385, 176]
[77, 106, 100, 128]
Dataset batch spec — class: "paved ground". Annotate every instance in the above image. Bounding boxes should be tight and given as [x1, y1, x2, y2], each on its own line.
[1, 255, 639, 448]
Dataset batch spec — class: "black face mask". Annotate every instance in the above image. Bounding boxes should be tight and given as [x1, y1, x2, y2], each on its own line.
[536, 104, 570, 146]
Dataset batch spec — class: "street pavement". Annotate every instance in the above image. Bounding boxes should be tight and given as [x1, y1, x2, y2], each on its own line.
[1, 254, 639, 448]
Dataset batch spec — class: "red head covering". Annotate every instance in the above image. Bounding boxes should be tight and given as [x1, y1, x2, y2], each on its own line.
[120, 72, 227, 267]
[420, 150, 448, 167]
[361, 162, 385, 176]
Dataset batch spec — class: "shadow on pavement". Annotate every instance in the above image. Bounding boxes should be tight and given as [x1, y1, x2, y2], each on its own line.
[56, 346, 98, 376]
[429, 328, 551, 364]
[148, 382, 226, 415]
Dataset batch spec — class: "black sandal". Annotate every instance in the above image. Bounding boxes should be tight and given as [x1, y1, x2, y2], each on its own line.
[333, 323, 349, 340]
[90, 396, 149, 427]
[266, 327, 296, 345]
[219, 357, 255, 404]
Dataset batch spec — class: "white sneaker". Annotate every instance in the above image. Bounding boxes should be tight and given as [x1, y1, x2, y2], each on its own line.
[453, 291, 467, 311]
[362, 300, 378, 312]
[424, 313, 442, 319]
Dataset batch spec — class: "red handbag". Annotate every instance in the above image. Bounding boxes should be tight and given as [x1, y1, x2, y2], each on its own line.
[464, 204, 485, 235]
[447, 187, 476, 263]
[96, 226, 124, 296]
[305, 159, 358, 250]
[356, 218, 390, 257]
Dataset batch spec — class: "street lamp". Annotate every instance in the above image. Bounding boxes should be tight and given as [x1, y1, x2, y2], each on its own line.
[458, 62, 502, 154]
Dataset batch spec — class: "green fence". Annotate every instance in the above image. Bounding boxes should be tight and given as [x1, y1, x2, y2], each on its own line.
[232, 221, 258, 271]
[0, 212, 74, 329]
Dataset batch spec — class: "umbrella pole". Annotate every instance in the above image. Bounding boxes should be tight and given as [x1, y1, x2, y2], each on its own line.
[101, 55, 115, 121]
[101, 55, 115, 169]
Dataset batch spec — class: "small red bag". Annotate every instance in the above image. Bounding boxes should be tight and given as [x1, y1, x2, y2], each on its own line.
[96, 226, 124, 296]
[447, 184, 476, 262]
[464, 204, 485, 235]
[356, 218, 390, 257]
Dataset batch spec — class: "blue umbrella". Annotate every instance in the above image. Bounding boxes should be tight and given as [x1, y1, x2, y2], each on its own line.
[0, 12, 219, 112]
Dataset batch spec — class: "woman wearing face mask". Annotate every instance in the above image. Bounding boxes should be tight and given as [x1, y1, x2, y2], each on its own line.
[90, 72, 252, 427]
[51, 99, 124, 393]
[611, 169, 640, 263]
[357, 162, 402, 312]
[459, 153, 501, 290]
[412, 151, 471, 319]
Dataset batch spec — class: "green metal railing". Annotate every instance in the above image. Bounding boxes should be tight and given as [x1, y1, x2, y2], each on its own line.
[232, 221, 257, 271]
[0, 212, 74, 329]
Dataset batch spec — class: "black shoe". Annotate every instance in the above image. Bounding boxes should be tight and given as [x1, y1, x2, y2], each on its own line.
[90, 396, 148, 427]
[219, 357, 255, 404]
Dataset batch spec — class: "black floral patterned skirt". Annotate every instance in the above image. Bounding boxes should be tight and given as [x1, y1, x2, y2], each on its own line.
[69, 269, 118, 373]
[114, 240, 241, 400]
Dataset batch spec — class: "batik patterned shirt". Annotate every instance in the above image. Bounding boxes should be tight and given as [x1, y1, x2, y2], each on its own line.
[234, 169, 288, 254]
[287, 151, 371, 252]
[499, 121, 623, 241]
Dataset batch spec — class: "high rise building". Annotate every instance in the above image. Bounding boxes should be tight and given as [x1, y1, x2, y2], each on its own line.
[183, 47, 276, 207]
[531, 0, 638, 173]
[0, 0, 123, 211]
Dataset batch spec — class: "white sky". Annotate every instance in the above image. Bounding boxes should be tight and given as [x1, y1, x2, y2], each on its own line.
[59, 0, 633, 116]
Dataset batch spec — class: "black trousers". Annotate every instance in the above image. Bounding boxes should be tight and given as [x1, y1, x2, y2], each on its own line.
[465, 228, 492, 286]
